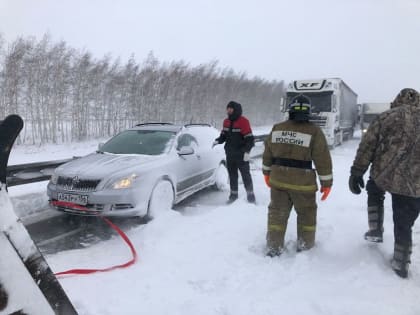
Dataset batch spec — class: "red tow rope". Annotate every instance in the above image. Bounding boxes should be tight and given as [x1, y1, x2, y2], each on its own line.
[52, 201, 138, 277]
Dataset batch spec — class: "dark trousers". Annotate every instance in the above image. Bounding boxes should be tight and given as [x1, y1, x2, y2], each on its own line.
[392, 193, 420, 247]
[366, 178, 386, 231]
[366, 178, 385, 207]
[226, 157, 254, 194]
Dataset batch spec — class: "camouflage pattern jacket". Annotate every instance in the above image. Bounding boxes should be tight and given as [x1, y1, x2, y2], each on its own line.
[351, 104, 420, 197]
[262, 120, 333, 192]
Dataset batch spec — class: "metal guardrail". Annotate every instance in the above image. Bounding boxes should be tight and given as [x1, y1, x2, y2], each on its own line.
[7, 135, 268, 187]
[7, 158, 78, 187]
[253, 134, 267, 143]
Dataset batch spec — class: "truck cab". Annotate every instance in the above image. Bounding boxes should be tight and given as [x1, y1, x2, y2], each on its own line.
[283, 78, 358, 148]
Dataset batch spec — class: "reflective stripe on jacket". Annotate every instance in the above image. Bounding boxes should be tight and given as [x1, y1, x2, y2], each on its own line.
[217, 116, 254, 160]
[262, 120, 333, 192]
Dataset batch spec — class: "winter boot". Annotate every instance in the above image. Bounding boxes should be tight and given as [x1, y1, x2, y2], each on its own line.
[266, 223, 286, 258]
[266, 247, 284, 257]
[391, 259, 409, 278]
[364, 205, 384, 243]
[247, 191, 256, 204]
[391, 243, 411, 279]
[227, 192, 238, 204]
[296, 238, 315, 252]
[364, 229, 384, 243]
[297, 223, 316, 252]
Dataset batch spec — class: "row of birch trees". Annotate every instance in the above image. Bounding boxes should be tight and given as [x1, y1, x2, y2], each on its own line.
[0, 34, 285, 144]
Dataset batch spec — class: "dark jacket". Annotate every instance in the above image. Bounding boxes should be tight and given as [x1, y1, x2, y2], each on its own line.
[216, 102, 255, 160]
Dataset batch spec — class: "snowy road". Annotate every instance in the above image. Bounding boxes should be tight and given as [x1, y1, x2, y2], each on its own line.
[24, 187, 228, 255]
[7, 135, 420, 315]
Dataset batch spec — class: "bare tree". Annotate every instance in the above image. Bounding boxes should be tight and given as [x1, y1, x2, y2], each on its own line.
[0, 36, 285, 145]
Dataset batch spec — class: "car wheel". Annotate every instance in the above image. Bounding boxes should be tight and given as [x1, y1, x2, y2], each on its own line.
[147, 180, 174, 219]
[213, 163, 229, 191]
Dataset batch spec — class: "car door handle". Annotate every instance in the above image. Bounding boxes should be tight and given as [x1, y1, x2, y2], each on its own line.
[196, 155, 201, 160]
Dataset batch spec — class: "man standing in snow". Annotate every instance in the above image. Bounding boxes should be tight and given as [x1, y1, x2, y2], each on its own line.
[349, 88, 420, 278]
[262, 94, 333, 256]
[214, 101, 256, 204]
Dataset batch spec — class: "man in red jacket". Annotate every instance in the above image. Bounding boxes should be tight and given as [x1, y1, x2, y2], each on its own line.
[214, 101, 255, 203]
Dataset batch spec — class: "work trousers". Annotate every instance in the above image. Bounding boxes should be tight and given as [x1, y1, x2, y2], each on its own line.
[392, 193, 420, 248]
[226, 157, 254, 195]
[267, 187, 317, 250]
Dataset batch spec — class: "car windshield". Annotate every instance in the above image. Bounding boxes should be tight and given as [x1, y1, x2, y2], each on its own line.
[100, 130, 176, 155]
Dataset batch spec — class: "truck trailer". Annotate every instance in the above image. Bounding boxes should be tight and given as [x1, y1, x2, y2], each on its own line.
[284, 78, 358, 148]
[360, 102, 390, 134]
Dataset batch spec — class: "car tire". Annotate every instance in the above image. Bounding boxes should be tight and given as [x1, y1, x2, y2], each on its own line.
[212, 162, 229, 191]
[147, 180, 174, 219]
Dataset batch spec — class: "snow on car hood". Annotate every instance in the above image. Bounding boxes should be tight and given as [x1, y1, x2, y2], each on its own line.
[55, 152, 164, 178]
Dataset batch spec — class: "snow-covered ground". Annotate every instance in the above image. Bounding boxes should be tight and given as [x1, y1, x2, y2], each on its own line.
[6, 132, 420, 315]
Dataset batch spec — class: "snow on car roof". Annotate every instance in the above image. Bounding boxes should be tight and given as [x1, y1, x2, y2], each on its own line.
[131, 123, 182, 132]
[131, 123, 214, 133]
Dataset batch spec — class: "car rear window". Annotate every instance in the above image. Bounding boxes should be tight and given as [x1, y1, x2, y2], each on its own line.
[100, 130, 175, 155]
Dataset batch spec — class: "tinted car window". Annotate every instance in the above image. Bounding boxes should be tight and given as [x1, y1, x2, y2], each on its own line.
[101, 130, 175, 155]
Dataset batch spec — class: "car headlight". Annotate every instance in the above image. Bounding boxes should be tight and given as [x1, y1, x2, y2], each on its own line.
[112, 174, 138, 189]
[50, 173, 58, 185]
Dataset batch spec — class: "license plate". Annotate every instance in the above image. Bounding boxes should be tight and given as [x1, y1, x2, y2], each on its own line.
[57, 193, 88, 205]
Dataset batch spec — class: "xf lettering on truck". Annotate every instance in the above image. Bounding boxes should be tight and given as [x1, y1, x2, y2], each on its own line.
[299, 82, 320, 88]
[272, 131, 312, 147]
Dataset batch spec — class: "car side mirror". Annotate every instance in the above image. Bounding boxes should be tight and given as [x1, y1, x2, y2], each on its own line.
[178, 146, 194, 155]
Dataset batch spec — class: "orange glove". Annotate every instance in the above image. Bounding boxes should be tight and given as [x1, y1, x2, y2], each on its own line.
[320, 186, 331, 201]
[264, 175, 271, 188]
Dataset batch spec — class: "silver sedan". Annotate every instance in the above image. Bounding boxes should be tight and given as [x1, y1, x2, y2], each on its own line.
[47, 123, 228, 218]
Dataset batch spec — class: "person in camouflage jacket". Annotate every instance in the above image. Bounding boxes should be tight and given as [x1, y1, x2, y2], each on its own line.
[262, 94, 333, 256]
[349, 88, 420, 278]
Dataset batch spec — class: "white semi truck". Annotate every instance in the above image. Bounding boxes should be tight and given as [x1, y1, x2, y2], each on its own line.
[360, 102, 390, 134]
[283, 78, 358, 148]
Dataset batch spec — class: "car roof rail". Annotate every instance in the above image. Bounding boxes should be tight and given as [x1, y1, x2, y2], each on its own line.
[184, 123, 212, 128]
[135, 122, 174, 126]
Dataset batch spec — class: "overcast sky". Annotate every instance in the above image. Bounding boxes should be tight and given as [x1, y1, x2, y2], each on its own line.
[1, 0, 420, 102]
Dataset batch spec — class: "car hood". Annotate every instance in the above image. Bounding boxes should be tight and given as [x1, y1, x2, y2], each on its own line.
[55, 152, 165, 178]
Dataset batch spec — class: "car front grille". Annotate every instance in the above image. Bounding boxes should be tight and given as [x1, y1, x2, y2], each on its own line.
[57, 176, 101, 192]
